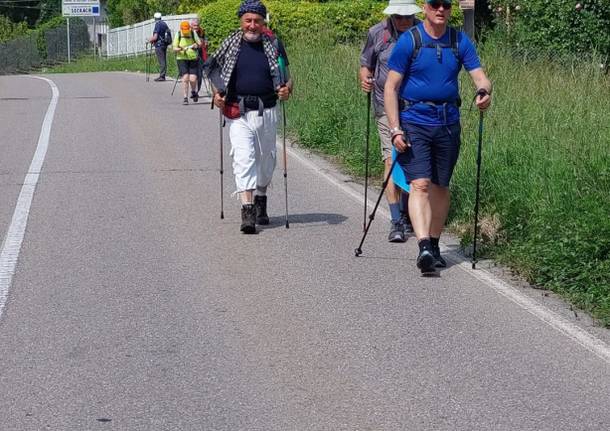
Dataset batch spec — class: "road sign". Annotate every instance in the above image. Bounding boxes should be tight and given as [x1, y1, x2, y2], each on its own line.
[62, 1, 100, 17]
[459, 0, 475, 10]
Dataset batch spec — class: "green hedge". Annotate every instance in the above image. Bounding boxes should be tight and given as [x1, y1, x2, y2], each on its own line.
[197, 0, 464, 49]
[488, 0, 610, 59]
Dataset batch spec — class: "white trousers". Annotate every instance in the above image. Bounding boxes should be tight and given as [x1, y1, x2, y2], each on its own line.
[228, 106, 278, 193]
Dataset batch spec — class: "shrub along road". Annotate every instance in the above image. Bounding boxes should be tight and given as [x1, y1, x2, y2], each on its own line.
[0, 73, 609, 430]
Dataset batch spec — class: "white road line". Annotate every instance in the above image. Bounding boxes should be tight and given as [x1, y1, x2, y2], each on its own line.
[0, 76, 58, 320]
[283, 143, 610, 365]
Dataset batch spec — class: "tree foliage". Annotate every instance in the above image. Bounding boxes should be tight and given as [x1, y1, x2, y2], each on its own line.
[106, 0, 180, 27]
[488, 0, 610, 59]
[0, 15, 29, 43]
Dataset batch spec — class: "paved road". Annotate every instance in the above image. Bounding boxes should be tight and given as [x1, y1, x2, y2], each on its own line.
[0, 73, 609, 430]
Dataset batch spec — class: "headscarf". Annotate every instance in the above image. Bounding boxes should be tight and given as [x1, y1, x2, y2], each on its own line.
[237, 0, 267, 18]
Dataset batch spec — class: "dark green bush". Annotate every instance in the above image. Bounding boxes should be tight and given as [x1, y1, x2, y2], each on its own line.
[488, 0, 610, 59]
[198, 0, 463, 49]
[0, 15, 28, 43]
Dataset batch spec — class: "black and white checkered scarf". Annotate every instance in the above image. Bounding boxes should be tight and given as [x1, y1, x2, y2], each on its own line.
[204, 30, 280, 94]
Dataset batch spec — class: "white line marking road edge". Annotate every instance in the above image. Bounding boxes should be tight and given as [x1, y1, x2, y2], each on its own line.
[282, 143, 610, 365]
[0, 76, 59, 320]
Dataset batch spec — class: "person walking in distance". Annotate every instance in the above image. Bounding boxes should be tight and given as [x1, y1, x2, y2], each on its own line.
[190, 18, 209, 98]
[360, 0, 421, 243]
[384, 0, 492, 273]
[149, 12, 170, 82]
[205, 0, 293, 234]
[173, 21, 202, 105]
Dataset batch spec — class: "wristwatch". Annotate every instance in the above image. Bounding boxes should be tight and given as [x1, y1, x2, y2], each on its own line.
[389, 127, 403, 137]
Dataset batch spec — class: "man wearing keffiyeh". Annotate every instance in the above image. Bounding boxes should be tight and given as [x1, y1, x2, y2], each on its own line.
[204, 0, 293, 234]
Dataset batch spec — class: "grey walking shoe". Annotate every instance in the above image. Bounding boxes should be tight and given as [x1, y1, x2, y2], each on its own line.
[388, 221, 406, 243]
[254, 195, 269, 225]
[400, 213, 414, 234]
[240, 204, 256, 234]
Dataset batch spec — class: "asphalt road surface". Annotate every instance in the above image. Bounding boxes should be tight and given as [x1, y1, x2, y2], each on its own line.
[0, 73, 609, 430]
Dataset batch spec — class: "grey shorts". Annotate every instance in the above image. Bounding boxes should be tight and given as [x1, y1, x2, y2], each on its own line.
[375, 114, 393, 162]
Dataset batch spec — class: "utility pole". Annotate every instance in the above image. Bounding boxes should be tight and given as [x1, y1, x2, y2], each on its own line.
[460, 0, 476, 40]
[67, 17, 71, 63]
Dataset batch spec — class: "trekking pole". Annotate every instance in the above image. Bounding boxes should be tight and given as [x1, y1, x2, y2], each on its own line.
[145, 43, 150, 82]
[363, 91, 371, 232]
[472, 109, 485, 269]
[282, 101, 289, 229]
[355, 157, 399, 257]
[171, 72, 180, 96]
[219, 109, 225, 219]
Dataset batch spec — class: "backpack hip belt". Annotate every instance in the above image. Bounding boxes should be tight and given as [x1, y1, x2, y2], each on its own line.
[399, 98, 462, 111]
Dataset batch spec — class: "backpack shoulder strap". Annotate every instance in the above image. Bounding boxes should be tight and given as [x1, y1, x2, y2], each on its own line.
[449, 27, 460, 64]
[409, 26, 422, 62]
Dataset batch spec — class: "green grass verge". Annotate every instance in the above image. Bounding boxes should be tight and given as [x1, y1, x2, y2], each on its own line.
[285, 33, 610, 326]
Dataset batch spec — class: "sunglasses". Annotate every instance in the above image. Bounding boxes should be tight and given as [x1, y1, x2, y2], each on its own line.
[392, 14, 415, 20]
[427, 1, 453, 10]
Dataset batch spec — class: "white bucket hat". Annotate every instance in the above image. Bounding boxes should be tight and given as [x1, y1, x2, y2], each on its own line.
[383, 0, 423, 16]
[153, 12, 162, 20]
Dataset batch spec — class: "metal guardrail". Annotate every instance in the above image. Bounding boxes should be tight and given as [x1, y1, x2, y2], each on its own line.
[106, 14, 198, 58]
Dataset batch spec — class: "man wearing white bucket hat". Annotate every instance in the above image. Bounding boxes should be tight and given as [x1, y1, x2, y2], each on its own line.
[360, 0, 422, 243]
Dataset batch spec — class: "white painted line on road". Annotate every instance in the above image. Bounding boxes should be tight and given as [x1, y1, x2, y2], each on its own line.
[460, 259, 610, 364]
[284, 143, 610, 365]
[0, 76, 59, 320]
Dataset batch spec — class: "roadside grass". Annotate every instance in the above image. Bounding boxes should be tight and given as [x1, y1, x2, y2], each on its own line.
[44, 52, 178, 77]
[285, 34, 610, 326]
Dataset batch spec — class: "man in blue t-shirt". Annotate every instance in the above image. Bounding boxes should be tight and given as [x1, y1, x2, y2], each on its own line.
[148, 12, 169, 82]
[384, 0, 492, 274]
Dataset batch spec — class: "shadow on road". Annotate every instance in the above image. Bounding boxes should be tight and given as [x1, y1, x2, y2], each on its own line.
[262, 212, 348, 230]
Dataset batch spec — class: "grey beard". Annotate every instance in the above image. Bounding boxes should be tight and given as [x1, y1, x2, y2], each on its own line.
[243, 32, 262, 42]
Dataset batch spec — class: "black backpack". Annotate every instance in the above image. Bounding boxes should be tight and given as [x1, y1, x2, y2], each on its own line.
[163, 28, 172, 46]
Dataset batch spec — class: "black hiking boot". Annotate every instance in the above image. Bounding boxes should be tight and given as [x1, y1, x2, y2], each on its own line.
[432, 245, 447, 268]
[417, 241, 436, 275]
[183, 97, 189, 105]
[154, 76, 166, 82]
[191, 91, 199, 103]
[254, 195, 269, 225]
[240, 204, 256, 234]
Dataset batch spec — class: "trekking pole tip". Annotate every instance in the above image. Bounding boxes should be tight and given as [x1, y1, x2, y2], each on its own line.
[355, 248, 362, 257]
[220, 212, 224, 219]
[285, 222, 289, 229]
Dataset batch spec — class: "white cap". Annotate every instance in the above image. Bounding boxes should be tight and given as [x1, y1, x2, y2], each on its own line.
[383, 0, 423, 16]
[153, 12, 162, 20]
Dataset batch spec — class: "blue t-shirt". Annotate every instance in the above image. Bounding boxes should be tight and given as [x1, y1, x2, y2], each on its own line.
[388, 23, 481, 126]
[153, 21, 169, 48]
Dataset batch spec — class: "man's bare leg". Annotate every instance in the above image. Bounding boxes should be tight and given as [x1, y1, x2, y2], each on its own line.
[428, 183, 450, 267]
[385, 157, 406, 242]
[408, 178, 435, 272]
